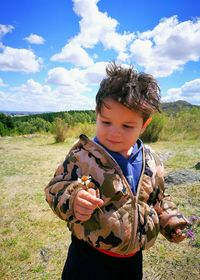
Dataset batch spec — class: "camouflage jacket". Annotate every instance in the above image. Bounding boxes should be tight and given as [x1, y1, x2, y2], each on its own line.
[45, 134, 187, 255]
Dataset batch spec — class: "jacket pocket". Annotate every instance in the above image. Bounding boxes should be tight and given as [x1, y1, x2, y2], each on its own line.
[137, 202, 160, 250]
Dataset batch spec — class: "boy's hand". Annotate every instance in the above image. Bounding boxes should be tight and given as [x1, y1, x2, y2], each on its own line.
[171, 228, 186, 243]
[74, 188, 104, 222]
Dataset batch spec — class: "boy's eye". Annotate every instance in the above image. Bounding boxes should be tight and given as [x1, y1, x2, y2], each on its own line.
[102, 121, 111, 125]
[123, 124, 134, 129]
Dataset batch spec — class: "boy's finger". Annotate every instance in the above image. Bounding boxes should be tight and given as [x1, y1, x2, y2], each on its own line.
[75, 204, 94, 215]
[77, 197, 98, 209]
[75, 211, 92, 222]
[81, 189, 104, 206]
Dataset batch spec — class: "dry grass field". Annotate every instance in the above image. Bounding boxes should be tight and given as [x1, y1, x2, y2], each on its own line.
[0, 135, 199, 280]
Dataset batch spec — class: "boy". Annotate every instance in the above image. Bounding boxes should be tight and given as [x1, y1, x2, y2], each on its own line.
[45, 62, 188, 280]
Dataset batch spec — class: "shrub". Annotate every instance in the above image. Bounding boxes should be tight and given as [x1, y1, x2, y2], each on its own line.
[159, 108, 200, 141]
[141, 114, 165, 142]
[54, 118, 68, 143]
[0, 122, 7, 136]
[67, 123, 95, 138]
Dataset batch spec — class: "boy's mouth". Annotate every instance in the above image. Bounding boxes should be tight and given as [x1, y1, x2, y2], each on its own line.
[107, 139, 121, 144]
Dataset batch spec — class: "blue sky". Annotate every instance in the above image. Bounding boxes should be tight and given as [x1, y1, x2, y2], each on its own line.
[0, 0, 200, 112]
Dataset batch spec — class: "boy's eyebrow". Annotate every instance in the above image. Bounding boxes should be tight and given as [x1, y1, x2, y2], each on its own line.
[100, 114, 138, 124]
[124, 121, 137, 125]
[99, 113, 109, 119]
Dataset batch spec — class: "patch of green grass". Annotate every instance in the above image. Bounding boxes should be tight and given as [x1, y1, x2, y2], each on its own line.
[18, 248, 31, 261]
[3, 238, 18, 247]
[150, 140, 200, 171]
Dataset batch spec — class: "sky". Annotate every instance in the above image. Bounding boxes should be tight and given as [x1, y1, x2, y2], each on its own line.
[0, 0, 200, 112]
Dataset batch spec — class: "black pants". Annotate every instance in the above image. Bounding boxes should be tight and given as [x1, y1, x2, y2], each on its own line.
[62, 236, 143, 280]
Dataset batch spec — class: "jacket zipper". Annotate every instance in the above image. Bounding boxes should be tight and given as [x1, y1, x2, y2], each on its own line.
[85, 136, 145, 254]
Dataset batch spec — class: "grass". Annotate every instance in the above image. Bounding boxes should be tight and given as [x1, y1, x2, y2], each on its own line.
[150, 140, 200, 172]
[0, 135, 200, 279]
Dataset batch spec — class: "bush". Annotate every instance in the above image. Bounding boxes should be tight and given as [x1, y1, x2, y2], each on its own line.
[141, 114, 165, 142]
[160, 108, 200, 141]
[67, 123, 95, 138]
[54, 118, 68, 143]
[0, 122, 7, 136]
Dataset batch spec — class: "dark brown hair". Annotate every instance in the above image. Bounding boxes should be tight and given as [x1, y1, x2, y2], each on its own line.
[96, 62, 161, 121]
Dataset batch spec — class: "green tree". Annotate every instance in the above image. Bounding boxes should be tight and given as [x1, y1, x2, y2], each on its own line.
[29, 118, 52, 132]
[14, 121, 37, 134]
[0, 113, 14, 130]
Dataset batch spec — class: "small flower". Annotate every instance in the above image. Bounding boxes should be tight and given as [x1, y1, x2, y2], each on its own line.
[77, 175, 103, 213]
[183, 215, 200, 246]
[185, 229, 195, 240]
[78, 175, 95, 190]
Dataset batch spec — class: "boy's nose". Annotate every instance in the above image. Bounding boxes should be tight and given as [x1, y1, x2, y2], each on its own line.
[109, 126, 121, 137]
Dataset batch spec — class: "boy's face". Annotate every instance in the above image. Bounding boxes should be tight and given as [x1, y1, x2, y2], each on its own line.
[96, 99, 146, 158]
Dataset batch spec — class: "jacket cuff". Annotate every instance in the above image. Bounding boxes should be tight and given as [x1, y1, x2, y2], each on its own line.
[69, 186, 84, 217]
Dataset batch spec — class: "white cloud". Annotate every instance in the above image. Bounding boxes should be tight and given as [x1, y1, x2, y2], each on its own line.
[0, 79, 95, 112]
[0, 59, 107, 112]
[83, 61, 107, 83]
[12, 79, 51, 95]
[0, 61, 108, 111]
[47, 62, 107, 99]
[0, 45, 42, 73]
[163, 78, 200, 105]
[51, 42, 93, 67]
[0, 24, 14, 39]
[51, 0, 134, 66]
[47, 62, 107, 89]
[47, 67, 89, 93]
[24, 33, 45, 44]
[129, 16, 200, 77]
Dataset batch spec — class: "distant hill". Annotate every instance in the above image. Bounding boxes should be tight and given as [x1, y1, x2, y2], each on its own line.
[0, 110, 49, 116]
[161, 100, 199, 113]
[1, 100, 199, 117]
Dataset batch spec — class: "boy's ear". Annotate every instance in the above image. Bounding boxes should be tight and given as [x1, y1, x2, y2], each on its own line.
[142, 117, 152, 129]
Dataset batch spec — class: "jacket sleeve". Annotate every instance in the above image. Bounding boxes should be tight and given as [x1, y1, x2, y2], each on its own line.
[152, 152, 188, 242]
[44, 152, 83, 222]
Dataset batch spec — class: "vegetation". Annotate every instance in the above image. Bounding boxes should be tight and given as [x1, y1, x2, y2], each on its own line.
[159, 107, 200, 141]
[53, 118, 68, 143]
[0, 136, 199, 279]
[141, 113, 165, 142]
[1, 102, 200, 143]
[0, 113, 15, 136]
[0, 101, 200, 142]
